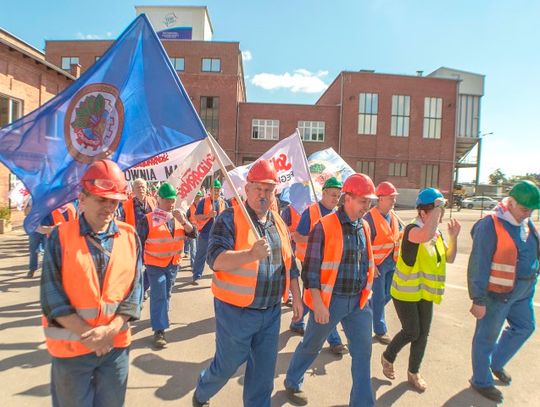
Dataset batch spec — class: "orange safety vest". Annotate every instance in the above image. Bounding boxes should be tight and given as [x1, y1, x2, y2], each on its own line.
[369, 208, 401, 265]
[42, 219, 137, 358]
[295, 203, 323, 263]
[288, 206, 301, 235]
[51, 203, 77, 225]
[199, 197, 227, 230]
[488, 215, 539, 293]
[303, 213, 375, 311]
[143, 212, 186, 267]
[123, 196, 156, 228]
[212, 204, 293, 307]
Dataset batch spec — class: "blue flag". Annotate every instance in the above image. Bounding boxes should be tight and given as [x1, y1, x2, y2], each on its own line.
[0, 15, 207, 232]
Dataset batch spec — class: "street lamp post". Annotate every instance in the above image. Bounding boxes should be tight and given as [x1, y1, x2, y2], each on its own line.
[477, 132, 494, 218]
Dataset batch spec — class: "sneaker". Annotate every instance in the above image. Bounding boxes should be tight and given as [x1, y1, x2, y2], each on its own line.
[143, 290, 150, 301]
[407, 371, 427, 392]
[470, 382, 503, 403]
[192, 392, 209, 406]
[153, 330, 167, 348]
[289, 325, 305, 336]
[491, 368, 512, 385]
[191, 279, 199, 286]
[381, 354, 395, 380]
[374, 333, 392, 345]
[26, 271, 35, 278]
[329, 343, 347, 355]
[284, 380, 308, 406]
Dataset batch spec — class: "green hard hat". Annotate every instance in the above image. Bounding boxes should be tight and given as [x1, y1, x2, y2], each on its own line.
[323, 176, 343, 190]
[196, 191, 204, 197]
[509, 180, 540, 209]
[158, 182, 177, 199]
[213, 179, 222, 189]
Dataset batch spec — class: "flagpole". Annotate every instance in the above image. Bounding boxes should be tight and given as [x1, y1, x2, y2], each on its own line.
[205, 133, 261, 239]
[295, 128, 322, 218]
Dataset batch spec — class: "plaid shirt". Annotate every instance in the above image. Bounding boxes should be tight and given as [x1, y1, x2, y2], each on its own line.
[302, 207, 368, 295]
[40, 215, 143, 325]
[207, 204, 299, 309]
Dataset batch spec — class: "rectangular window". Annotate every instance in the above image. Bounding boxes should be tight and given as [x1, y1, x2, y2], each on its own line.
[421, 164, 439, 188]
[251, 119, 279, 140]
[242, 157, 257, 165]
[423, 97, 443, 139]
[357, 160, 375, 180]
[298, 121, 325, 142]
[391, 95, 410, 137]
[358, 93, 378, 135]
[389, 162, 408, 177]
[61, 56, 79, 70]
[200, 97, 219, 139]
[170, 57, 185, 72]
[0, 95, 22, 127]
[201, 58, 221, 72]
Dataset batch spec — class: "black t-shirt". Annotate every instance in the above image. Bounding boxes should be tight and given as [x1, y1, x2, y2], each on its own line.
[400, 223, 442, 267]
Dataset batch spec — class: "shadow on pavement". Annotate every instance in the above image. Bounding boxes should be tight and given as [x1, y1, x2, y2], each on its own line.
[15, 383, 50, 398]
[376, 381, 414, 405]
[442, 387, 499, 407]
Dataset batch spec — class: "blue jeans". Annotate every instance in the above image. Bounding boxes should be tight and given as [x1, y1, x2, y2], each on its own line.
[195, 299, 281, 407]
[285, 294, 374, 407]
[370, 257, 395, 335]
[28, 232, 44, 273]
[192, 234, 209, 281]
[51, 347, 129, 407]
[184, 238, 197, 270]
[146, 264, 179, 331]
[471, 278, 536, 388]
[290, 302, 343, 346]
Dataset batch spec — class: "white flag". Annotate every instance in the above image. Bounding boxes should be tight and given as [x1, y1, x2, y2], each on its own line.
[223, 131, 310, 199]
[8, 180, 30, 211]
[167, 139, 233, 210]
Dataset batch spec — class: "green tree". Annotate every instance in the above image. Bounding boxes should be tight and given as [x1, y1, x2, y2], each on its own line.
[488, 168, 507, 185]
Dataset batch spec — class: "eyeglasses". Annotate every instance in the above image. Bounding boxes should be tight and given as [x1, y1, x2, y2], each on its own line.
[88, 179, 126, 192]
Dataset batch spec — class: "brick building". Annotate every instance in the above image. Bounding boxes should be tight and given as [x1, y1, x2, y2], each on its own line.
[0, 28, 73, 206]
[2, 5, 485, 206]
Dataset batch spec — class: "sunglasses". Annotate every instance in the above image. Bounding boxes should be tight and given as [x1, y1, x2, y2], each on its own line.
[88, 179, 126, 192]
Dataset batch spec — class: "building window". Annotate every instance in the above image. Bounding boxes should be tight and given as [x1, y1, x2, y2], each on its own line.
[200, 97, 219, 139]
[201, 58, 221, 72]
[391, 95, 410, 137]
[61, 56, 79, 70]
[457, 94, 480, 138]
[421, 164, 439, 188]
[357, 160, 375, 180]
[252, 119, 279, 140]
[170, 57, 185, 72]
[298, 121, 325, 142]
[0, 95, 22, 127]
[243, 157, 257, 165]
[423, 97, 442, 139]
[389, 162, 407, 177]
[358, 93, 378, 135]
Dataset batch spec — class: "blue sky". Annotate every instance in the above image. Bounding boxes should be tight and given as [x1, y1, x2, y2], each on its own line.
[1, 0, 538, 182]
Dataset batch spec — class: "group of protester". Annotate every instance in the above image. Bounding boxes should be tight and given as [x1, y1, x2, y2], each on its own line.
[27, 157, 540, 406]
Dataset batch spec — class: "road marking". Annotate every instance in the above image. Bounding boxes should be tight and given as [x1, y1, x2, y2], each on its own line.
[446, 283, 540, 308]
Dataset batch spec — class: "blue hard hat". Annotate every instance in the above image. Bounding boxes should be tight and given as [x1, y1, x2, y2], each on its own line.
[416, 188, 444, 206]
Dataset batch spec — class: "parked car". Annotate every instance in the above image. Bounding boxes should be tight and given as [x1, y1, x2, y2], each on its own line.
[461, 196, 498, 210]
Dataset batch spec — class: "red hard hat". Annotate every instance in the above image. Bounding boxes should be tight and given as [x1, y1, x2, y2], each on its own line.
[342, 173, 377, 199]
[376, 181, 399, 196]
[247, 160, 278, 184]
[80, 159, 128, 200]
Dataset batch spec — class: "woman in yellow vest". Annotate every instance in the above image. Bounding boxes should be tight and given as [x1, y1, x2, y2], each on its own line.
[381, 187, 460, 392]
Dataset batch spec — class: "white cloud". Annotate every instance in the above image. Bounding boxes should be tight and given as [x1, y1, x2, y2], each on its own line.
[251, 69, 329, 93]
[75, 32, 107, 40]
[241, 50, 252, 62]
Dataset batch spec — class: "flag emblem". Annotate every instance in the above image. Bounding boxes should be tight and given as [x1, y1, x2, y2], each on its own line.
[64, 83, 124, 163]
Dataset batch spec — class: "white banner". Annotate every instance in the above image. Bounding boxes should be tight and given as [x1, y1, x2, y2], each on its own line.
[167, 139, 233, 210]
[124, 142, 199, 182]
[8, 180, 30, 211]
[223, 130, 310, 199]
